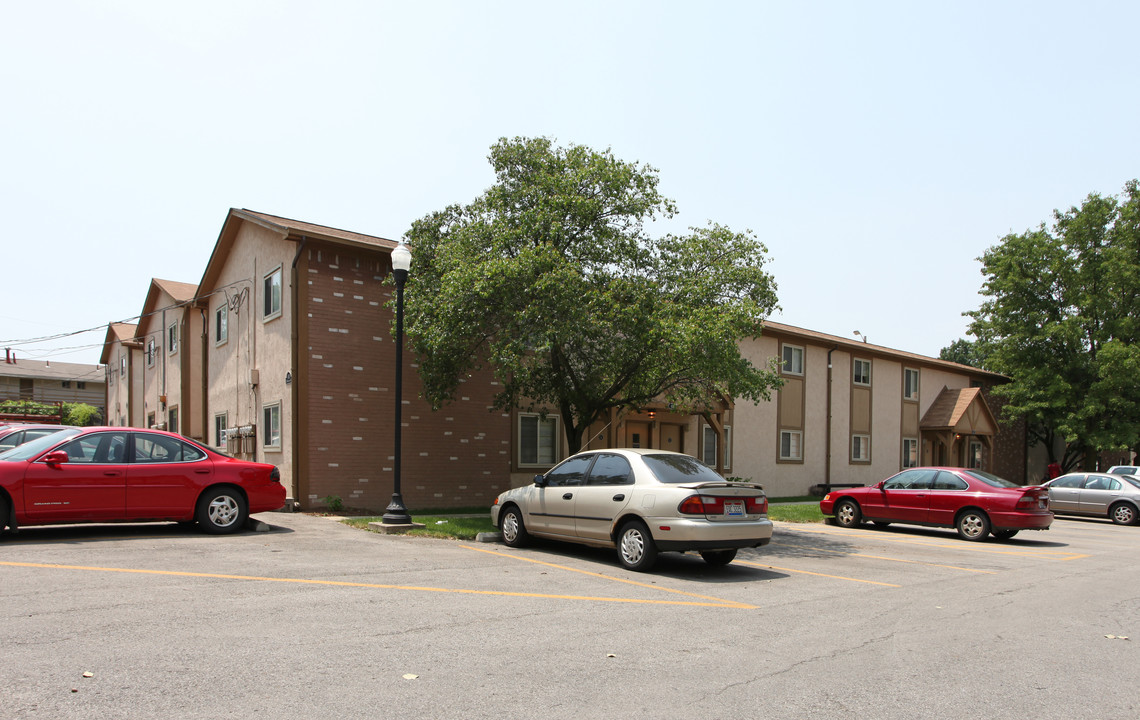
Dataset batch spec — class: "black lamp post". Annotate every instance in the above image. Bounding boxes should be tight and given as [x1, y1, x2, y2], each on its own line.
[382, 241, 413, 525]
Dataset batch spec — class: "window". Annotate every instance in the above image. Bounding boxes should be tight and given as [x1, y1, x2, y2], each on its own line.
[215, 412, 228, 448]
[782, 344, 804, 375]
[77, 381, 85, 390]
[147, 411, 156, 428]
[120, 355, 126, 377]
[62, 381, 71, 388]
[702, 424, 732, 469]
[519, 413, 558, 466]
[263, 402, 281, 449]
[52, 432, 129, 464]
[585, 453, 633, 485]
[932, 471, 969, 490]
[168, 322, 179, 355]
[780, 430, 802, 461]
[902, 438, 919, 468]
[168, 406, 179, 436]
[904, 368, 920, 400]
[853, 358, 871, 386]
[133, 432, 206, 463]
[215, 303, 228, 345]
[968, 440, 983, 469]
[851, 434, 871, 462]
[884, 469, 935, 490]
[263, 267, 283, 320]
[544, 455, 590, 486]
[146, 338, 156, 367]
[1051, 475, 1084, 489]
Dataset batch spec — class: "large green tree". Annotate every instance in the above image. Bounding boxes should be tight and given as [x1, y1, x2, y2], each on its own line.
[403, 137, 782, 452]
[968, 180, 1140, 470]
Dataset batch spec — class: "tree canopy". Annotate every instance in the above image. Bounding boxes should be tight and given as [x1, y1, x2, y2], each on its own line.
[968, 180, 1140, 470]
[403, 136, 781, 452]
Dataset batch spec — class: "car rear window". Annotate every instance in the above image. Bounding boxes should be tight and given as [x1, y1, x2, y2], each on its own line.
[963, 469, 1019, 488]
[641, 453, 727, 484]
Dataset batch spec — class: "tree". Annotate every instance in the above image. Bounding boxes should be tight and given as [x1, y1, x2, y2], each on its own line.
[403, 136, 782, 453]
[939, 338, 987, 369]
[968, 180, 1140, 471]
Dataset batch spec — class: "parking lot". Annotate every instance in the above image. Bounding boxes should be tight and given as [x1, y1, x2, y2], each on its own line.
[3, 512, 1138, 719]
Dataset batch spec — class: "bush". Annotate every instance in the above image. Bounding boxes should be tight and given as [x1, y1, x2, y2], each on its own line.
[61, 403, 102, 426]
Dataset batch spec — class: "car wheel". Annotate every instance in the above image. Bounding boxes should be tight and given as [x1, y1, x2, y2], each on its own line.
[499, 505, 530, 547]
[992, 529, 1019, 540]
[196, 487, 248, 534]
[956, 509, 990, 541]
[699, 549, 737, 567]
[0, 493, 8, 533]
[617, 520, 658, 572]
[834, 499, 862, 528]
[1109, 502, 1139, 526]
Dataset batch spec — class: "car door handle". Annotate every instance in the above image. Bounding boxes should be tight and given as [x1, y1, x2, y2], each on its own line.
[612, 494, 625, 501]
[562, 493, 573, 500]
[194, 470, 211, 474]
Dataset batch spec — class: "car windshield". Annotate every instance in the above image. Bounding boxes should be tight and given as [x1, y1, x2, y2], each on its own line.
[0, 427, 82, 461]
[641, 453, 728, 484]
[962, 469, 1020, 488]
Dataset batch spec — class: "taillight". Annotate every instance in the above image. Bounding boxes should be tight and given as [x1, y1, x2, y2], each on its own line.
[270, 467, 281, 483]
[746, 496, 768, 514]
[678, 495, 767, 515]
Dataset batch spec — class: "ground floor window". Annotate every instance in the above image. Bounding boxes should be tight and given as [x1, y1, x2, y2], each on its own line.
[518, 413, 558, 466]
[215, 412, 228, 448]
[902, 437, 919, 468]
[779, 430, 802, 461]
[702, 425, 732, 470]
[263, 402, 281, 449]
[851, 434, 870, 462]
[968, 440, 983, 469]
[168, 406, 179, 435]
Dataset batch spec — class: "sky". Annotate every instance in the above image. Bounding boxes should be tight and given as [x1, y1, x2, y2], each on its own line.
[2, 0, 1137, 367]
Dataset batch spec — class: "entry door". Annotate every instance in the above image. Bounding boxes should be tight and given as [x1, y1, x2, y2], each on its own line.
[625, 422, 650, 449]
[659, 423, 682, 453]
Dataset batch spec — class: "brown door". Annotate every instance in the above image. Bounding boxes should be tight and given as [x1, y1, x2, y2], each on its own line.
[625, 421, 650, 449]
[660, 423, 682, 453]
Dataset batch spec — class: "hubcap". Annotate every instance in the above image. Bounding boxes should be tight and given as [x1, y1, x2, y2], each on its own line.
[621, 528, 645, 564]
[208, 496, 239, 527]
[502, 512, 518, 542]
[1114, 505, 1135, 524]
[960, 514, 984, 538]
[837, 504, 855, 525]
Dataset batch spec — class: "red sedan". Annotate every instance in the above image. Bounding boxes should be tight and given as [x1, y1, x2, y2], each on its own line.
[820, 467, 1052, 541]
[0, 427, 285, 535]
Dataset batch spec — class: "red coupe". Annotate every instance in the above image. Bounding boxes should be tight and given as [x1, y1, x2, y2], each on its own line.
[0, 427, 285, 535]
[820, 467, 1052, 541]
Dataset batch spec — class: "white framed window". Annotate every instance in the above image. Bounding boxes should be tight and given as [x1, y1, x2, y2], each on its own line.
[851, 434, 871, 462]
[904, 368, 920, 401]
[214, 412, 228, 448]
[518, 413, 558, 466]
[702, 425, 733, 470]
[782, 344, 804, 376]
[147, 411, 156, 428]
[853, 358, 871, 386]
[168, 406, 180, 436]
[902, 438, 919, 468]
[215, 304, 228, 345]
[167, 322, 179, 355]
[263, 266, 283, 320]
[262, 402, 281, 449]
[779, 430, 802, 461]
[146, 338, 156, 367]
[120, 355, 126, 377]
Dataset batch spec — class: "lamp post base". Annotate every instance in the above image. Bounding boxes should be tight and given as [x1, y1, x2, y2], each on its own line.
[381, 493, 413, 525]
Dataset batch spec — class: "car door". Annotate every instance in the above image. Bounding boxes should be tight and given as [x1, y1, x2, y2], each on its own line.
[926, 471, 970, 526]
[1077, 475, 1122, 517]
[21, 431, 128, 522]
[1046, 475, 1084, 512]
[574, 453, 634, 541]
[528, 455, 592, 538]
[126, 432, 210, 519]
[872, 469, 935, 522]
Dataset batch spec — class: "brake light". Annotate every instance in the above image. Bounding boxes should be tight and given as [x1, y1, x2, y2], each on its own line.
[678, 495, 766, 515]
[270, 467, 281, 483]
[746, 496, 768, 514]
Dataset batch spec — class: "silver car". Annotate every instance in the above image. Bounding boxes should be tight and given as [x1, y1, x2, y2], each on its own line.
[1108, 465, 1140, 476]
[1042, 472, 1140, 525]
[490, 448, 773, 572]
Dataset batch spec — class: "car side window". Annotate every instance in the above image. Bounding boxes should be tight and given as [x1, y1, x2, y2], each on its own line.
[1051, 475, 1084, 489]
[132, 433, 207, 463]
[884, 469, 935, 490]
[586, 454, 633, 486]
[544, 455, 592, 487]
[0, 431, 23, 448]
[932, 471, 968, 490]
[1084, 476, 1117, 491]
[51, 433, 129, 464]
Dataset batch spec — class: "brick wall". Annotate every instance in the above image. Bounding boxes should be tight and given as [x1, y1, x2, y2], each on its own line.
[301, 243, 511, 511]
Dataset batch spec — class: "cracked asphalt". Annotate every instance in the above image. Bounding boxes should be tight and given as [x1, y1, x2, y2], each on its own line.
[2, 511, 1137, 719]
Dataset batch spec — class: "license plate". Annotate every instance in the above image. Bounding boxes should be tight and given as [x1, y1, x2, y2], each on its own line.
[724, 500, 745, 517]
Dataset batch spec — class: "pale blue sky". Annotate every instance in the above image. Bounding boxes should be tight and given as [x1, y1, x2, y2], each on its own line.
[2, 0, 1137, 365]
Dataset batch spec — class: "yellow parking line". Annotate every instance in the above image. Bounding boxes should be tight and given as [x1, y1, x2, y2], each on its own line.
[789, 525, 1086, 560]
[459, 545, 756, 608]
[809, 547, 996, 574]
[734, 559, 900, 587]
[0, 560, 754, 609]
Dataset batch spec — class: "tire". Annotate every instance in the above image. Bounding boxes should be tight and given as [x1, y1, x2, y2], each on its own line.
[992, 529, 1019, 540]
[0, 493, 8, 533]
[616, 520, 658, 572]
[872, 521, 892, 528]
[499, 505, 530, 547]
[700, 549, 737, 567]
[834, 499, 862, 528]
[1109, 502, 1139, 526]
[956, 509, 990, 541]
[196, 487, 248, 534]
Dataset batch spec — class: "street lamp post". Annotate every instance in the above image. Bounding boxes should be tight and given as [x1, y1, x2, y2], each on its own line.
[382, 241, 413, 525]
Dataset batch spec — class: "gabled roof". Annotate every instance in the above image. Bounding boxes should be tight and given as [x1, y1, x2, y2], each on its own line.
[760, 320, 1007, 381]
[0, 357, 105, 383]
[198, 208, 398, 293]
[133, 278, 200, 342]
[920, 386, 998, 435]
[99, 322, 138, 365]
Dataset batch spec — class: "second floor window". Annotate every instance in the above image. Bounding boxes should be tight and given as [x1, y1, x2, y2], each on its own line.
[216, 304, 228, 344]
[264, 267, 283, 320]
[782, 345, 804, 375]
[146, 338, 156, 367]
[853, 358, 871, 386]
[904, 368, 920, 400]
[168, 322, 179, 355]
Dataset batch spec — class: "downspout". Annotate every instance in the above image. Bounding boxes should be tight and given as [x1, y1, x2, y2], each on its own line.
[288, 236, 309, 510]
[200, 306, 209, 442]
[160, 307, 167, 427]
[825, 345, 838, 492]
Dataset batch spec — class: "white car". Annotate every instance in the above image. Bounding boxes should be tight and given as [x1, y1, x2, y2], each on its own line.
[490, 448, 773, 571]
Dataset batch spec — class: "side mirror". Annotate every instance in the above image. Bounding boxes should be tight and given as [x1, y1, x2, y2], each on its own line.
[533, 474, 547, 488]
[43, 451, 69, 466]
[874, 481, 885, 490]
